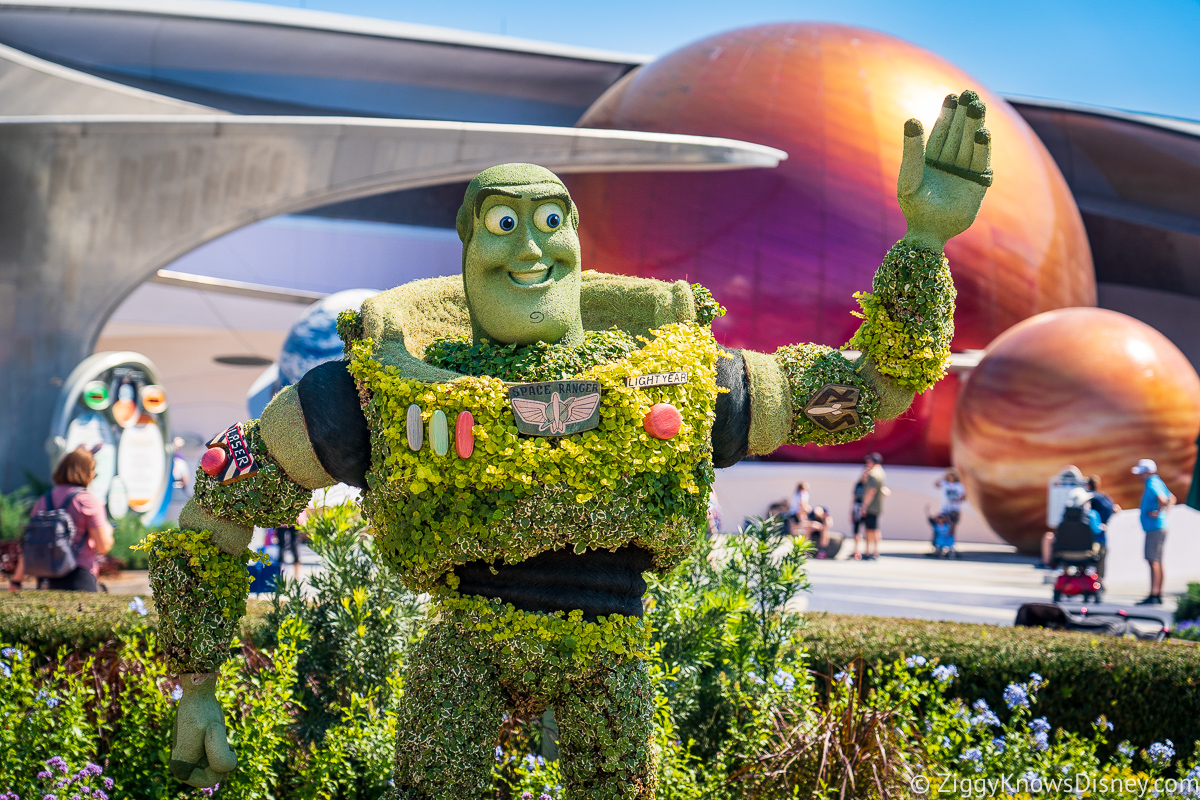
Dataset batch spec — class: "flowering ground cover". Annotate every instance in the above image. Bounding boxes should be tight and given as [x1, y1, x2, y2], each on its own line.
[2, 509, 1199, 799]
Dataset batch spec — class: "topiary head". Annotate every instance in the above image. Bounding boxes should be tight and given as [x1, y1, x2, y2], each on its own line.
[456, 164, 584, 347]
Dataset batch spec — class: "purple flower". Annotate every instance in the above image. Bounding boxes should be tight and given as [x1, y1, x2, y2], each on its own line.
[198, 784, 219, 798]
[127, 597, 148, 617]
[1034, 731, 1049, 751]
[772, 669, 796, 691]
[521, 794, 533, 800]
[0, 663, 10, 678]
[1003, 683, 1029, 710]
[931, 664, 958, 683]
[42, 795, 56, 800]
[992, 736, 1006, 753]
[37, 772, 51, 780]
[905, 655, 927, 668]
[1095, 716, 1114, 732]
[1148, 740, 1175, 766]
[93, 793, 107, 800]
[170, 685, 183, 702]
[1029, 672, 1044, 688]
[101, 780, 112, 792]
[1030, 717, 1051, 733]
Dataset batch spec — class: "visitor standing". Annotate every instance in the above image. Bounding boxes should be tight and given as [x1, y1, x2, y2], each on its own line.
[1087, 475, 1120, 532]
[8, 447, 113, 593]
[275, 523, 303, 580]
[1133, 459, 1174, 605]
[849, 471, 867, 559]
[935, 468, 967, 540]
[860, 453, 887, 561]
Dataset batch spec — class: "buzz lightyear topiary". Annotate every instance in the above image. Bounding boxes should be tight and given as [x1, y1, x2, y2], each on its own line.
[150, 91, 994, 799]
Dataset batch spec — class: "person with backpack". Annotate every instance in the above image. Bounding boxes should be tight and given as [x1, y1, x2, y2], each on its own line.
[8, 447, 113, 592]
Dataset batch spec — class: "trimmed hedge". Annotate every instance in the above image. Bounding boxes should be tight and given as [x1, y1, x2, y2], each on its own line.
[802, 613, 1200, 761]
[6, 597, 1199, 760]
[0, 591, 272, 653]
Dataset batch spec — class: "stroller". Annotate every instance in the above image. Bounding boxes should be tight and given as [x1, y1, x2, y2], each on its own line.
[1051, 507, 1103, 602]
[1015, 603, 1169, 642]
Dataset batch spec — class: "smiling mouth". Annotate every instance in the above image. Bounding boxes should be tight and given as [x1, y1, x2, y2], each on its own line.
[508, 266, 553, 286]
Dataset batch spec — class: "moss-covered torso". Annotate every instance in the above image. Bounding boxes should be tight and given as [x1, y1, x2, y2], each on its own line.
[346, 321, 722, 594]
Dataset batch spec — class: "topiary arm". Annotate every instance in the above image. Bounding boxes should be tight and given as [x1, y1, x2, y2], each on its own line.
[729, 90, 992, 456]
[150, 367, 365, 788]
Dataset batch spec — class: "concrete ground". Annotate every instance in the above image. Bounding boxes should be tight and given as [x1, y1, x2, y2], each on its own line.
[90, 538, 1178, 634]
[795, 539, 1176, 627]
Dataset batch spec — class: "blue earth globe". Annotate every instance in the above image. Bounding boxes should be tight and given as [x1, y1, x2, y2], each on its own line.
[248, 288, 379, 417]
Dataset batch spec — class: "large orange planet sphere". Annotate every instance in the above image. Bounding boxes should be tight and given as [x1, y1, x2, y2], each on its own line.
[952, 308, 1200, 553]
[569, 23, 1095, 465]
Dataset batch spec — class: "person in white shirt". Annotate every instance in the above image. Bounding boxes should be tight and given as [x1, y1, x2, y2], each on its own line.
[787, 481, 812, 536]
[935, 468, 967, 542]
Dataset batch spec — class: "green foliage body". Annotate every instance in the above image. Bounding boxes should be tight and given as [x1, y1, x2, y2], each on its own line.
[349, 321, 721, 592]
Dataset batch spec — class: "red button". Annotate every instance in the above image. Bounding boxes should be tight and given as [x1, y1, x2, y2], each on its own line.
[643, 403, 682, 439]
[200, 447, 229, 476]
[455, 411, 475, 458]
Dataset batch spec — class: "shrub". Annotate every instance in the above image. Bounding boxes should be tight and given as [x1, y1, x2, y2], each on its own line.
[0, 592, 272, 654]
[0, 486, 32, 542]
[108, 513, 177, 570]
[1175, 582, 1200, 626]
[801, 612, 1200, 764]
[263, 502, 422, 743]
[646, 516, 810, 762]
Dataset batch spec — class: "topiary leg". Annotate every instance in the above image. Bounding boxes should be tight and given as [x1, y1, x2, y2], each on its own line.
[556, 654, 656, 800]
[391, 621, 507, 799]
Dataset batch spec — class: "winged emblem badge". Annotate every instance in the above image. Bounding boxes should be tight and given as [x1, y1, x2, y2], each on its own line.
[509, 380, 602, 436]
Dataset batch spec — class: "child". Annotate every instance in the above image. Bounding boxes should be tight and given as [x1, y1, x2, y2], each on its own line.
[926, 503, 956, 558]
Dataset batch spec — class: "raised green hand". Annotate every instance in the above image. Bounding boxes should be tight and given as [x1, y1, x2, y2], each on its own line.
[897, 90, 993, 253]
[168, 673, 237, 788]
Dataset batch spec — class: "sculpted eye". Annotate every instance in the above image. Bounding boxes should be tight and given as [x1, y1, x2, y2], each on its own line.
[534, 203, 564, 233]
[484, 205, 518, 235]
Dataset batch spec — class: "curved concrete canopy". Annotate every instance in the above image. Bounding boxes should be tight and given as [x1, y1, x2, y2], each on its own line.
[0, 40, 214, 114]
[1010, 97, 1200, 299]
[0, 113, 784, 487]
[0, 0, 645, 122]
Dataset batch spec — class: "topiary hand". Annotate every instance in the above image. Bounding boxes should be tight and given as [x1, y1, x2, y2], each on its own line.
[896, 90, 993, 253]
[169, 673, 237, 788]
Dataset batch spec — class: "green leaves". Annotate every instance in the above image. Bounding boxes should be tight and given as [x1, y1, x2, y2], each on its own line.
[348, 322, 720, 593]
[191, 420, 312, 529]
[844, 241, 956, 394]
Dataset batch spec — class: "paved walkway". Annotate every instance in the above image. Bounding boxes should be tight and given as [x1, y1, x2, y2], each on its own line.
[797, 539, 1176, 626]
[97, 540, 1176, 630]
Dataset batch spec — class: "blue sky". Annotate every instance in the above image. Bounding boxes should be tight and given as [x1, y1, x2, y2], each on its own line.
[252, 0, 1200, 121]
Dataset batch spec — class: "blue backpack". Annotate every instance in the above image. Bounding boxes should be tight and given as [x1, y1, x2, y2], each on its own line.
[21, 489, 84, 578]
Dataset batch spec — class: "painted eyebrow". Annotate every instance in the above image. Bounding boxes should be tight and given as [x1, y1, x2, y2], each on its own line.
[474, 187, 523, 218]
[474, 188, 573, 218]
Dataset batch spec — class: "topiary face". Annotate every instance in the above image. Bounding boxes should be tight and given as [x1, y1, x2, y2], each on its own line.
[458, 164, 584, 348]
